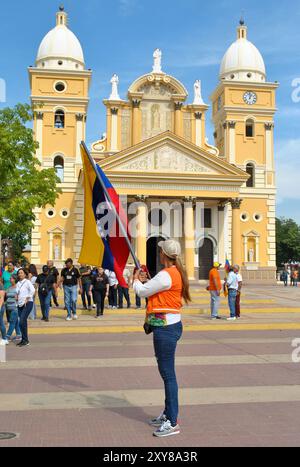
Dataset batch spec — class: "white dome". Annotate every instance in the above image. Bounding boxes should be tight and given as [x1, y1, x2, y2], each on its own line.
[36, 9, 84, 70]
[220, 25, 266, 82]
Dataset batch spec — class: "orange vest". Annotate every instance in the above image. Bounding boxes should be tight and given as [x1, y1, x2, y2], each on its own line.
[146, 267, 183, 315]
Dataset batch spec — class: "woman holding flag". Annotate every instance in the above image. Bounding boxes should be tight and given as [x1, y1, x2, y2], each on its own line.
[133, 239, 191, 438]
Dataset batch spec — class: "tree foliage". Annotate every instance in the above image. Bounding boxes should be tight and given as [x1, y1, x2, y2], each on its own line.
[276, 217, 300, 266]
[0, 103, 61, 260]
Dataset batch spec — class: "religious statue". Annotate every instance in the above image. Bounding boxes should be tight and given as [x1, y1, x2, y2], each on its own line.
[153, 49, 162, 73]
[151, 105, 161, 131]
[54, 244, 60, 260]
[248, 248, 255, 263]
[193, 80, 204, 105]
[109, 74, 121, 100]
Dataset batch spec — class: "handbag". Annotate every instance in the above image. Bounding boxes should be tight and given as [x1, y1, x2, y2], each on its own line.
[143, 322, 153, 335]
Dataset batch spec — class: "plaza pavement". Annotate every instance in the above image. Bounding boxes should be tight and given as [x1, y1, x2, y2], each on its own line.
[1, 284, 300, 447]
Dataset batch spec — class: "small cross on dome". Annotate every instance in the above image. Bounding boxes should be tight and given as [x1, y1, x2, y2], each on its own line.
[59, 4, 65, 11]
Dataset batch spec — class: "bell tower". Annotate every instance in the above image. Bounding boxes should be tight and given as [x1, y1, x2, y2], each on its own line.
[28, 7, 92, 267]
[210, 20, 279, 282]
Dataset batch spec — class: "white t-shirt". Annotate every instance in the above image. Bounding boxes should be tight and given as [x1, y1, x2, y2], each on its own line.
[16, 279, 35, 306]
[105, 270, 118, 287]
[227, 271, 239, 290]
[236, 273, 243, 283]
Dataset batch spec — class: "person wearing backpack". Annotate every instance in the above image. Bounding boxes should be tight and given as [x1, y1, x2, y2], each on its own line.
[36, 266, 56, 322]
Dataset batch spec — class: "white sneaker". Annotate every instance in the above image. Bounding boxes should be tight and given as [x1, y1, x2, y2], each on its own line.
[1, 339, 9, 345]
[227, 317, 237, 321]
[92, 304, 96, 309]
[72, 315, 78, 320]
[153, 420, 180, 437]
[66, 317, 72, 321]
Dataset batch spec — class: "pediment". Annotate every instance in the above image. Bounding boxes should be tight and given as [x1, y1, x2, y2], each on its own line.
[113, 144, 217, 175]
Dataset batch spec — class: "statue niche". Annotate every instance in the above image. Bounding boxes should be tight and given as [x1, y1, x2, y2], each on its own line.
[151, 104, 161, 132]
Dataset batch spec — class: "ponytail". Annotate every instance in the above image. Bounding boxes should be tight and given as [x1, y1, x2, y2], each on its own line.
[175, 257, 192, 304]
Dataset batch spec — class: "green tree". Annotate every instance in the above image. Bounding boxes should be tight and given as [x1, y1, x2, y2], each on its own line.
[276, 217, 300, 267]
[0, 103, 61, 261]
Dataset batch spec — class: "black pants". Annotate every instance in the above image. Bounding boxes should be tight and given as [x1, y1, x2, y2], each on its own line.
[109, 286, 118, 307]
[118, 286, 131, 308]
[81, 282, 92, 308]
[93, 289, 106, 315]
[18, 302, 34, 343]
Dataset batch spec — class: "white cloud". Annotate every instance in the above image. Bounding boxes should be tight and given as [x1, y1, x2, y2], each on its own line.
[119, 0, 137, 16]
[276, 139, 300, 202]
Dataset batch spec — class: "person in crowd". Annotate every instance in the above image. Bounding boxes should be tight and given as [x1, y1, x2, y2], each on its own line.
[0, 278, 8, 345]
[207, 262, 222, 320]
[47, 260, 60, 307]
[281, 269, 288, 287]
[16, 268, 35, 347]
[133, 239, 191, 438]
[28, 264, 38, 320]
[226, 266, 239, 321]
[118, 267, 131, 309]
[292, 269, 298, 287]
[5, 275, 21, 342]
[234, 265, 243, 319]
[105, 270, 118, 309]
[79, 264, 92, 310]
[90, 268, 109, 317]
[2, 262, 17, 291]
[36, 266, 56, 322]
[133, 263, 151, 309]
[60, 259, 82, 321]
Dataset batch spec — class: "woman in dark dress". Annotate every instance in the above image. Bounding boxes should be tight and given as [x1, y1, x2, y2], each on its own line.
[89, 268, 109, 317]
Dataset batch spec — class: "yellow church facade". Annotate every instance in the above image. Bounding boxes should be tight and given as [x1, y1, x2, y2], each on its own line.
[29, 8, 278, 283]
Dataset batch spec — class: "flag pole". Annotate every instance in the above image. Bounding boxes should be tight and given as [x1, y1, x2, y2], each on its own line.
[80, 141, 141, 270]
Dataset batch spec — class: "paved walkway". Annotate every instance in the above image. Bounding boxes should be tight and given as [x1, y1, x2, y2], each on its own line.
[1, 284, 300, 447]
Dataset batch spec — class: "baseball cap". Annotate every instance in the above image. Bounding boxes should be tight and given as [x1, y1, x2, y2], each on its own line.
[213, 262, 222, 268]
[158, 239, 181, 259]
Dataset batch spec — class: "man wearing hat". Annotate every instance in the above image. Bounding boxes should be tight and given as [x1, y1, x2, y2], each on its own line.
[208, 262, 222, 320]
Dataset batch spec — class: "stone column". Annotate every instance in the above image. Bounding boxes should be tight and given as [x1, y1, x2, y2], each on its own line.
[218, 204, 226, 264]
[194, 112, 202, 147]
[265, 123, 274, 186]
[184, 197, 195, 280]
[223, 122, 228, 158]
[174, 102, 183, 137]
[136, 196, 148, 265]
[110, 108, 119, 152]
[36, 112, 44, 162]
[228, 121, 236, 164]
[230, 198, 242, 265]
[132, 100, 141, 145]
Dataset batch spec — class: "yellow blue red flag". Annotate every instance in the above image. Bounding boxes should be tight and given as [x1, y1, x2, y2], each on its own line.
[79, 143, 131, 287]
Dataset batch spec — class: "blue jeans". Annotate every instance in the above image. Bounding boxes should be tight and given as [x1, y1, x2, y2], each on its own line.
[64, 285, 78, 317]
[38, 290, 53, 320]
[6, 309, 21, 338]
[0, 305, 6, 339]
[210, 291, 220, 318]
[81, 282, 91, 308]
[152, 321, 183, 427]
[228, 289, 238, 318]
[18, 302, 34, 343]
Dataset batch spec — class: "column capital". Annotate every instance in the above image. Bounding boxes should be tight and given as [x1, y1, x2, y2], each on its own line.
[76, 113, 85, 121]
[265, 122, 274, 130]
[111, 107, 119, 115]
[174, 102, 183, 111]
[132, 99, 141, 108]
[135, 195, 148, 203]
[36, 111, 44, 120]
[184, 196, 197, 205]
[218, 204, 226, 212]
[194, 112, 202, 120]
[230, 198, 243, 210]
[223, 122, 227, 129]
[228, 121, 236, 129]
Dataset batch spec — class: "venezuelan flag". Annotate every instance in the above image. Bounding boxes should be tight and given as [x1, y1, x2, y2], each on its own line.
[79, 143, 131, 287]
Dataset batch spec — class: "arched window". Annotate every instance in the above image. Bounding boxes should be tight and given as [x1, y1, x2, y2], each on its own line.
[246, 163, 255, 188]
[54, 109, 65, 129]
[246, 119, 254, 138]
[54, 156, 64, 182]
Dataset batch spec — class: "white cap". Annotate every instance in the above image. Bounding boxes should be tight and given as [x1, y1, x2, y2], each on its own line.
[158, 239, 181, 259]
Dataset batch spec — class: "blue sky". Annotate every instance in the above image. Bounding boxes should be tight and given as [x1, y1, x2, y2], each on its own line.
[0, 0, 299, 221]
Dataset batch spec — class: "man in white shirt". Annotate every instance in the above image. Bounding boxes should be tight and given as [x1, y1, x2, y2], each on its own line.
[226, 267, 239, 321]
[105, 270, 118, 309]
[234, 265, 243, 319]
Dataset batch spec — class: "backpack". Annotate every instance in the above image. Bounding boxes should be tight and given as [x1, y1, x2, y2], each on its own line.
[39, 276, 52, 296]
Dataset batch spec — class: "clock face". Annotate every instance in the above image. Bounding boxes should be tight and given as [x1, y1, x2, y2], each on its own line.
[244, 91, 257, 105]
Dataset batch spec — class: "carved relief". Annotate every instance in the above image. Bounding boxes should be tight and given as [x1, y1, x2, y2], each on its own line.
[114, 145, 215, 174]
[121, 109, 131, 149]
[141, 101, 172, 140]
[183, 114, 192, 141]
